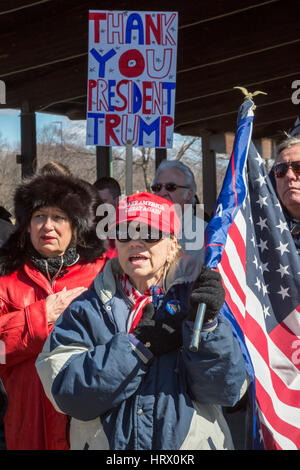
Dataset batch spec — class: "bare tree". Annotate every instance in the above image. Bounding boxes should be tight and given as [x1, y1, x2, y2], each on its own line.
[111, 136, 202, 194]
[134, 147, 154, 191]
[0, 121, 231, 217]
[36, 123, 97, 182]
[174, 137, 200, 160]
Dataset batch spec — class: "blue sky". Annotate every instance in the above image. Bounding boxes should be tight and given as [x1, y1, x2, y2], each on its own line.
[0, 109, 20, 146]
[0, 108, 188, 152]
[0, 109, 73, 148]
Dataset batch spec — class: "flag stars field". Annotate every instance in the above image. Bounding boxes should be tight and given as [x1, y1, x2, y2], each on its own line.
[257, 195, 268, 209]
[276, 241, 289, 256]
[255, 153, 265, 166]
[256, 217, 268, 231]
[257, 238, 268, 252]
[261, 284, 269, 296]
[263, 305, 271, 318]
[276, 219, 289, 234]
[255, 174, 267, 187]
[276, 264, 289, 278]
[255, 277, 261, 291]
[260, 262, 269, 274]
[277, 285, 290, 300]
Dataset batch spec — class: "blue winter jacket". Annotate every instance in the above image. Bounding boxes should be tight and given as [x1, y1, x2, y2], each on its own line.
[36, 257, 248, 450]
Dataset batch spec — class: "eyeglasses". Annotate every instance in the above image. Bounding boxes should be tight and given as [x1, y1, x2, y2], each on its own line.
[151, 182, 190, 193]
[116, 227, 167, 244]
[273, 161, 300, 178]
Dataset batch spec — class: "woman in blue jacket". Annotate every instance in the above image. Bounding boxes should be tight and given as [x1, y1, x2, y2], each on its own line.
[36, 192, 248, 450]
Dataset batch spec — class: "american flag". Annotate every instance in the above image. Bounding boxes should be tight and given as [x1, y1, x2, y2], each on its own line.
[290, 114, 300, 136]
[204, 98, 300, 450]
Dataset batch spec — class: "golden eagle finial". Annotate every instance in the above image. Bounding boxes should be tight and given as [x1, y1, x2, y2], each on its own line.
[233, 86, 267, 109]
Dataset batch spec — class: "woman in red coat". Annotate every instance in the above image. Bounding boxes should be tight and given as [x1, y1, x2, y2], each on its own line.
[0, 173, 107, 450]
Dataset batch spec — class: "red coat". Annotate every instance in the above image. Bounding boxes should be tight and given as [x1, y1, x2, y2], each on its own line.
[0, 256, 107, 450]
[105, 238, 118, 259]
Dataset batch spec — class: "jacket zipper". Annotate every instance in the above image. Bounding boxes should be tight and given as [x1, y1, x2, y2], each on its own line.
[45, 256, 64, 289]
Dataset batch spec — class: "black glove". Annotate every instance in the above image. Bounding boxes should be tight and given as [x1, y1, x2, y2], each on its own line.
[134, 303, 183, 356]
[189, 266, 225, 323]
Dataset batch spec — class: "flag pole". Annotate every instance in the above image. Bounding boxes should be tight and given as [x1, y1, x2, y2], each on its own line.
[189, 87, 267, 353]
[189, 303, 207, 352]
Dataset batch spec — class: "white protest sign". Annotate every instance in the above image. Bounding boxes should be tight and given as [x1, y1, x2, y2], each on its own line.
[86, 10, 178, 148]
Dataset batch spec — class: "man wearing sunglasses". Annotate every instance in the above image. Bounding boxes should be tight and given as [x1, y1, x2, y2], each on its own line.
[152, 160, 206, 277]
[274, 136, 300, 218]
[152, 160, 195, 210]
[273, 135, 300, 243]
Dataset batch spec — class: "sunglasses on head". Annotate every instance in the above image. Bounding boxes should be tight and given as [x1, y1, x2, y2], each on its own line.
[151, 182, 190, 193]
[273, 161, 300, 178]
[116, 226, 168, 243]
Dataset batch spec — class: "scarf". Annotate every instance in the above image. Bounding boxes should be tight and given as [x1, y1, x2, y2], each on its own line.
[28, 243, 80, 282]
[119, 273, 164, 333]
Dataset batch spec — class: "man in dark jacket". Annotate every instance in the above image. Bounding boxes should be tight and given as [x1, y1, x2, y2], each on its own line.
[272, 135, 300, 249]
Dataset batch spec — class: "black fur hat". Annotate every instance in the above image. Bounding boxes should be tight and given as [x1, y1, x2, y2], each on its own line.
[0, 174, 105, 275]
[15, 174, 99, 234]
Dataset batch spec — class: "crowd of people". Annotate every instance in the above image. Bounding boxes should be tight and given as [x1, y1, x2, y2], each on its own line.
[0, 134, 299, 451]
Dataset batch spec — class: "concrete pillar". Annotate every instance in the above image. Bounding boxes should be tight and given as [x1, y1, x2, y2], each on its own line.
[19, 102, 37, 178]
[201, 133, 217, 218]
[96, 146, 112, 179]
[155, 148, 167, 169]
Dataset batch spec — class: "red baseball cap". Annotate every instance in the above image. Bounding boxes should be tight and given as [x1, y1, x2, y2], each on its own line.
[113, 192, 180, 236]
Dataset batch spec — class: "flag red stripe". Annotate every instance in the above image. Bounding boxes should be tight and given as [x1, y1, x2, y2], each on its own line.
[220, 251, 246, 306]
[219, 220, 247, 327]
[255, 379, 300, 449]
[245, 311, 300, 407]
[269, 319, 300, 372]
[220, 252, 246, 328]
[227, 220, 246, 264]
[223, 222, 300, 447]
[225, 293, 245, 331]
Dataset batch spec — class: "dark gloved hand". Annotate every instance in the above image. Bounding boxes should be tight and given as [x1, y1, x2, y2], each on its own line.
[134, 303, 183, 356]
[188, 266, 225, 323]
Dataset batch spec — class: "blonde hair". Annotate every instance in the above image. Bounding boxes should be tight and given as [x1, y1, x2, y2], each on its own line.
[38, 161, 72, 176]
[165, 234, 184, 266]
